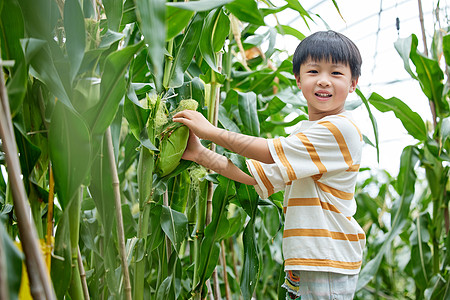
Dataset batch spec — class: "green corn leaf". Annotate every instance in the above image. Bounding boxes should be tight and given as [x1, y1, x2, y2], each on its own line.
[395, 34, 448, 117]
[0, 222, 23, 300]
[237, 91, 260, 136]
[64, 0, 85, 81]
[443, 34, 450, 67]
[103, 0, 123, 32]
[49, 101, 91, 209]
[226, 0, 265, 26]
[88, 41, 144, 137]
[356, 89, 379, 161]
[89, 136, 116, 249]
[169, 13, 204, 88]
[167, 0, 234, 11]
[237, 184, 260, 299]
[135, 0, 166, 91]
[160, 205, 188, 253]
[51, 207, 72, 299]
[21, 38, 73, 109]
[369, 92, 427, 142]
[196, 177, 235, 290]
[166, 6, 195, 41]
[394, 35, 418, 79]
[199, 9, 222, 72]
[276, 25, 305, 41]
[357, 146, 418, 291]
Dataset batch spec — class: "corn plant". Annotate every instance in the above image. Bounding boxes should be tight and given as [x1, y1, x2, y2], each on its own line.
[353, 22, 450, 299]
[0, 0, 339, 299]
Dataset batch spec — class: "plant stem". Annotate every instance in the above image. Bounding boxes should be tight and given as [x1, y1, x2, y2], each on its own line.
[0, 59, 56, 300]
[106, 127, 133, 300]
[134, 147, 154, 300]
[220, 240, 231, 300]
[77, 247, 90, 300]
[68, 188, 84, 300]
[46, 165, 54, 270]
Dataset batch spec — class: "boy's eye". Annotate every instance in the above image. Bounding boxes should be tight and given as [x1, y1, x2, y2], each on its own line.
[307, 70, 318, 74]
[332, 71, 343, 75]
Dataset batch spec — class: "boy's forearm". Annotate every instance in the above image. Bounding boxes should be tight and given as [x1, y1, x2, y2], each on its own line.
[209, 127, 274, 164]
[193, 147, 257, 186]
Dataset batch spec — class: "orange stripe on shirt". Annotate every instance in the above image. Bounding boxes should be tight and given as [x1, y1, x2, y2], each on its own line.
[251, 160, 274, 196]
[295, 133, 327, 175]
[285, 258, 362, 270]
[338, 114, 363, 141]
[318, 121, 353, 169]
[273, 138, 297, 181]
[316, 181, 354, 200]
[347, 164, 360, 172]
[287, 197, 341, 214]
[283, 228, 364, 242]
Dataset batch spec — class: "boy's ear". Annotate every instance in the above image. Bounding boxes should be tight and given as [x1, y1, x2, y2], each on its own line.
[295, 74, 301, 89]
[349, 78, 358, 93]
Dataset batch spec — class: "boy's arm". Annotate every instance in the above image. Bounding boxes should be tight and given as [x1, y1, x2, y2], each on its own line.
[173, 110, 274, 164]
[181, 131, 257, 185]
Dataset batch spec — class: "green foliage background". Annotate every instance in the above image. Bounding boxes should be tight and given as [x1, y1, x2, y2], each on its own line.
[0, 0, 448, 299]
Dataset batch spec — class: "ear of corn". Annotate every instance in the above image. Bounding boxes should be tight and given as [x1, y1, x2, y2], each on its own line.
[156, 125, 189, 177]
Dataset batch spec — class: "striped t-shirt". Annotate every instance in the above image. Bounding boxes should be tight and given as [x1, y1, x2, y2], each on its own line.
[246, 111, 365, 275]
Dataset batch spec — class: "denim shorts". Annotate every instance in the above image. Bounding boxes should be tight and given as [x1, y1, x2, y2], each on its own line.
[282, 270, 358, 300]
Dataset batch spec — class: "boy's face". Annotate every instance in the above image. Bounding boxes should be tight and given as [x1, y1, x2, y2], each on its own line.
[295, 59, 358, 121]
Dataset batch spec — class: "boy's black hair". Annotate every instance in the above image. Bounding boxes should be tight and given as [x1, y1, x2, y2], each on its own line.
[292, 30, 362, 79]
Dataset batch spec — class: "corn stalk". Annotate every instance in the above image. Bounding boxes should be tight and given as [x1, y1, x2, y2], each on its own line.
[0, 59, 55, 299]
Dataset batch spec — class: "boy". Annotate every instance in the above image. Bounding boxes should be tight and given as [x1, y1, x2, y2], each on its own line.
[173, 30, 365, 299]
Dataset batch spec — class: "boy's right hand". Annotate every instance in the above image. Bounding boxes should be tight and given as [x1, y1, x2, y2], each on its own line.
[181, 130, 204, 163]
[172, 110, 217, 140]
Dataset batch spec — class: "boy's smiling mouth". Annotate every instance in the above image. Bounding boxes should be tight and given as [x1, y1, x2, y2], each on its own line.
[315, 91, 332, 98]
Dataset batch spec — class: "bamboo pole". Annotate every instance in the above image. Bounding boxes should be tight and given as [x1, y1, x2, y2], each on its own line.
[106, 127, 132, 300]
[417, 0, 428, 57]
[0, 60, 56, 299]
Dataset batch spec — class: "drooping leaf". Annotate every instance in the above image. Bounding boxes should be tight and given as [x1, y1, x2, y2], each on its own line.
[356, 89, 379, 161]
[160, 205, 188, 253]
[225, 0, 265, 26]
[21, 39, 73, 109]
[277, 25, 305, 41]
[369, 92, 427, 141]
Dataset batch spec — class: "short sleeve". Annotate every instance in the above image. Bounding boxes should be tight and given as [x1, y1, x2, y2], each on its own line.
[266, 114, 362, 184]
[245, 159, 286, 199]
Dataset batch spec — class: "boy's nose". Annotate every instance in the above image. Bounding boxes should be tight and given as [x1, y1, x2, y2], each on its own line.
[317, 76, 331, 87]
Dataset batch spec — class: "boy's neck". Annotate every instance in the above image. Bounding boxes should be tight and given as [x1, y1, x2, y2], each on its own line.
[308, 108, 346, 121]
